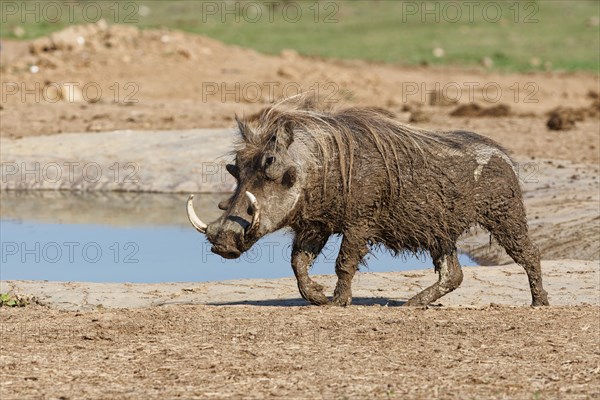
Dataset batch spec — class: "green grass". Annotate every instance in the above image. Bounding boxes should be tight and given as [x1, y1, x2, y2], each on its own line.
[0, 293, 28, 307]
[1, 0, 598, 72]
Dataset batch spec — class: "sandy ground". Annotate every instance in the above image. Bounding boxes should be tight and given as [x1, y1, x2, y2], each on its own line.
[1, 304, 599, 399]
[2, 260, 598, 310]
[1, 24, 600, 399]
[1, 261, 599, 399]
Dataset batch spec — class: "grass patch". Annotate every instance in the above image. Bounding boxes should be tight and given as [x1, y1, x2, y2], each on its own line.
[0, 293, 29, 307]
[1, 0, 598, 72]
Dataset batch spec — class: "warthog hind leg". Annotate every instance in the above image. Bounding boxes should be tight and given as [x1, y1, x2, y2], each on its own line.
[477, 181, 550, 306]
[405, 250, 463, 306]
[491, 229, 550, 306]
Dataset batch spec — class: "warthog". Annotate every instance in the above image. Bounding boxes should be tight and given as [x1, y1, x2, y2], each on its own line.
[187, 98, 549, 306]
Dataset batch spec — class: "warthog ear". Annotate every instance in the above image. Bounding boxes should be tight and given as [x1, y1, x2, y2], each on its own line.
[235, 114, 253, 142]
[279, 120, 294, 149]
[282, 166, 297, 188]
[225, 164, 239, 179]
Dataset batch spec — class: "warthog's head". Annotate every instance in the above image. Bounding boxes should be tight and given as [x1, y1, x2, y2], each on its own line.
[187, 114, 304, 259]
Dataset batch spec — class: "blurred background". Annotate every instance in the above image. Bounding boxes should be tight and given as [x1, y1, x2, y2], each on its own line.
[1, 1, 598, 283]
[2, 0, 599, 71]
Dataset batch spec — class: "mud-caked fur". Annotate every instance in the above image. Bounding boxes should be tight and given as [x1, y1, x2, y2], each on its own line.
[204, 96, 550, 307]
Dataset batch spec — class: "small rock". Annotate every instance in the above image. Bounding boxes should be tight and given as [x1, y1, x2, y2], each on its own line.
[481, 57, 494, 68]
[139, 5, 151, 17]
[386, 97, 401, 107]
[433, 47, 445, 58]
[96, 19, 108, 31]
[280, 49, 299, 60]
[429, 90, 458, 107]
[409, 110, 430, 123]
[13, 26, 25, 38]
[277, 66, 297, 79]
[450, 103, 511, 117]
[529, 57, 541, 67]
[587, 16, 599, 27]
[176, 46, 194, 59]
[86, 123, 103, 132]
[43, 84, 62, 102]
[547, 109, 577, 131]
[61, 85, 84, 103]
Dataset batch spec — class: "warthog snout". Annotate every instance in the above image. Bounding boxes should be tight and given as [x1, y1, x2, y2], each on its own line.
[205, 220, 245, 259]
[187, 192, 262, 258]
[210, 242, 242, 259]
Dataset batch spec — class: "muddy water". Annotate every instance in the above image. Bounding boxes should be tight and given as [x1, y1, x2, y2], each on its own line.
[0, 191, 476, 283]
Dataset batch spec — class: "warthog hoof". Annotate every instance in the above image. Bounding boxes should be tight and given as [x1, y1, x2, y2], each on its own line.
[331, 295, 352, 307]
[532, 296, 550, 306]
[403, 297, 430, 307]
[332, 287, 352, 306]
[531, 288, 550, 306]
[299, 282, 329, 306]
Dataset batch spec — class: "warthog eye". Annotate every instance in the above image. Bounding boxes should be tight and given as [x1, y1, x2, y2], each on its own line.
[263, 154, 282, 181]
[265, 156, 276, 167]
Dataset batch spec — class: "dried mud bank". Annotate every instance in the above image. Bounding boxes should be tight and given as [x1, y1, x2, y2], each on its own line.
[0, 129, 236, 193]
[1, 260, 598, 311]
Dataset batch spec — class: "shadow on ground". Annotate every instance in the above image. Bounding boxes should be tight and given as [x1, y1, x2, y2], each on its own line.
[200, 297, 408, 307]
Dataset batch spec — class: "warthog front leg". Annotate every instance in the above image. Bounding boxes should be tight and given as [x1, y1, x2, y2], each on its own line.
[291, 233, 330, 305]
[331, 237, 368, 306]
[405, 249, 463, 306]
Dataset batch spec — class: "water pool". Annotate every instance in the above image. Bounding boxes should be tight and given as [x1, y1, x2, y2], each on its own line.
[0, 191, 476, 283]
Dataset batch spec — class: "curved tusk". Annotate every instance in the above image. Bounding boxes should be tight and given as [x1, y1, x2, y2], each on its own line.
[245, 191, 261, 236]
[186, 194, 207, 234]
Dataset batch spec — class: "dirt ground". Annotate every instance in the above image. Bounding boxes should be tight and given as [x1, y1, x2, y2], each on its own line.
[1, 22, 599, 165]
[1, 304, 598, 399]
[1, 24, 600, 399]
